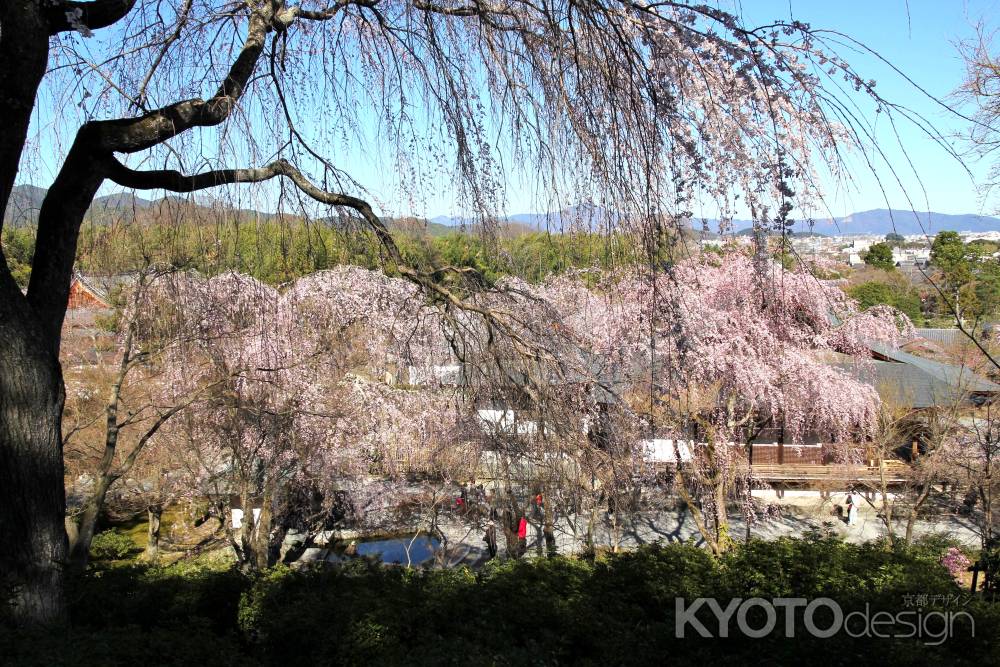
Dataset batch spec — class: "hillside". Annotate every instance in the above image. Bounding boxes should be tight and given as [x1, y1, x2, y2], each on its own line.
[5, 184, 526, 237]
[12, 183, 997, 237]
[4, 185, 165, 228]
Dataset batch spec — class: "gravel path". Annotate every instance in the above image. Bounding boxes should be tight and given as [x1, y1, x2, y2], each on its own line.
[429, 493, 983, 565]
[285, 490, 983, 568]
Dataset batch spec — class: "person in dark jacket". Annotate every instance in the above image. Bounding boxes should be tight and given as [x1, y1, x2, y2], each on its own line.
[484, 521, 498, 559]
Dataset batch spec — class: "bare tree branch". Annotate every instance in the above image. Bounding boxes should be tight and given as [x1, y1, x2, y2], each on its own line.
[46, 0, 136, 35]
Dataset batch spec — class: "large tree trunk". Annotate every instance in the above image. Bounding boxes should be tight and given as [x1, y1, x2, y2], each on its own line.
[0, 279, 69, 626]
[0, 3, 48, 217]
[0, 0, 67, 628]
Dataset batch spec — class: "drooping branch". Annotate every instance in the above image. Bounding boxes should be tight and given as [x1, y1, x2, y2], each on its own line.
[87, 4, 272, 154]
[105, 159, 291, 193]
[290, 0, 380, 22]
[135, 0, 195, 110]
[104, 155, 400, 254]
[93, 0, 378, 151]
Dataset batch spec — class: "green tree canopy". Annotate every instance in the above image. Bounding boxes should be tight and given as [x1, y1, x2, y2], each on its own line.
[927, 231, 1000, 320]
[930, 231, 969, 277]
[847, 280, 922, 322]
[864, 242, 896, 271]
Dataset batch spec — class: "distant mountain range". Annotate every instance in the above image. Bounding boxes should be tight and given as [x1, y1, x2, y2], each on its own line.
[433, 207, 1000, 237]
[745, 210, 1000, 237]
[7, 184, 1000, 237]
[430, 203, 610, 231]
[4, 184, 179, 228]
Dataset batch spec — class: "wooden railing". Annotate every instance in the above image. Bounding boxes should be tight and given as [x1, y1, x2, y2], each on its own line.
[751, 461, 910, 483]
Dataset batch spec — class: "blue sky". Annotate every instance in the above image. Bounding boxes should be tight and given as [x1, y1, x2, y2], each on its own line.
[368, 0, 1000, 219]
[20, 0, 1000, 220]
[727, 0, 999, 218]
[367, 0, 1000, 220]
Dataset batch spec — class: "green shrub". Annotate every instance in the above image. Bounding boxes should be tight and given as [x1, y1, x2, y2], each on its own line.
[0, 624, 250, 667]
[94, 311, 120, 333]
[89, 530, 136, 561]
[70, 561, 247, 635]
[847, 279, 922, 321]
[4, 538, 1000, 665]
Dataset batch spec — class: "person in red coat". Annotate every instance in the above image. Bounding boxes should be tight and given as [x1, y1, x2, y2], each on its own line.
[517, 516, 528, 556]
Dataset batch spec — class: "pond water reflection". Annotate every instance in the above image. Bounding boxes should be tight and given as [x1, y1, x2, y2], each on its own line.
[346, 534, 441, 565]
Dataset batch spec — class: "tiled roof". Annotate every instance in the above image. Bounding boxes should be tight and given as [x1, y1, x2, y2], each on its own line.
[833, 341, 1000, 408]
[914, 328, 966, 346]
[74, 272, 137, 302]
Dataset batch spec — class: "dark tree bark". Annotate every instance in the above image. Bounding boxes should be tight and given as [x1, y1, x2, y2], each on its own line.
[0, 274, 69, 626]
[0, 0, 253, 625]
[0, 4, 48, 217]
[501, 507, 519, 558]
[0, 2, 68, 628]
[231, 481, 275, 572]
[252, 485, 275, 571]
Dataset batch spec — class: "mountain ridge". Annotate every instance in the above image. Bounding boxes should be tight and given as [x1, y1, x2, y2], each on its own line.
[7, 185, 1000, 236]
[433, 207, 1000, 236]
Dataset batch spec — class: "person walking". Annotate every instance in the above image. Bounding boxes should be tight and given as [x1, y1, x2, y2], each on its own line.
[846, 492, 858, 526]
[484, 521, 498, 560]
[517, 516, 528, 556]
